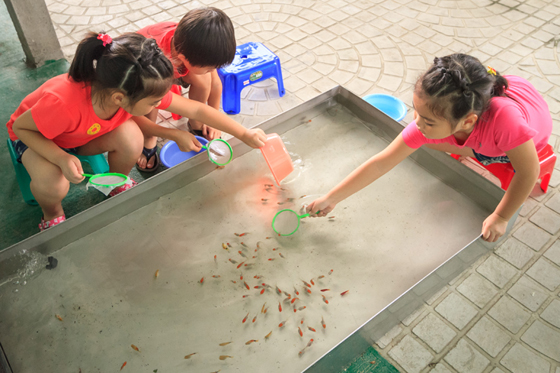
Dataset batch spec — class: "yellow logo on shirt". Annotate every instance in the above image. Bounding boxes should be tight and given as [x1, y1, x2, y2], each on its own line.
[87, 123, 101, 135]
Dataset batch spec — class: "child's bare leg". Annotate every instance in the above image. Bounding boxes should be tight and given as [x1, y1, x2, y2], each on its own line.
[78, 118, 144, 174]
[22, 149, 69, 221]
[182, 72, 221, 140]
[425, 143, 475, 158]
[136, 109, 159, 169]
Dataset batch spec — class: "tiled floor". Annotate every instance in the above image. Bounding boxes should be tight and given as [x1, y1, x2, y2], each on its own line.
[38, 0, 560, 372]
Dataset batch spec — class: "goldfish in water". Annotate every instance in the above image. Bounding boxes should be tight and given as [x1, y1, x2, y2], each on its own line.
[278, 320, 287, 328]
[222, 243, 228, 250]
[266, 237, 272, 239]
[321, 316, 326, 329]
[268, 258, 276, 261]
[306, 339, 314, 348]
[199, 277, 204, 284]
[261, 198, 268, 201]
[232, 280, 237, 284]
[318, 275, 325, 279]
[305, 288, 312, 294]
[227, 243, 232, 248]
[322, 295, 329, 304]
[300, 195, 307, 198]
[238, 251, 247, 258]
[240, 242, 248, 248]
[310, 279, 315, 286]
[265, 331, 272, 339]
[244, 281, 250, 290]
[278, 302, 282, 312]
[240, 274, 243, 280]
[294, 287, 299, 296]
[276, 286, 282, 294]
[341, 290, 349, 296]
[214, 255, 217, 263]
[239, 232, 248, 237]
[242, 295, 250, 298]
[328, 269, 333, 275]
[131, 344, 139, 352]
[154, 270, 159, 278]
[245, 339, 258, 345]
[272, 247, 278, 251]
[298, 327, 303, 337]
[291, 298, 299, 304]
[55, 314, 63, 321]
[308, 326, 316, 332]
[237, 262, 245, 269]
[219, 342, 232, 346]
[264, 184, 274, 187]
[328, 216, 335, 219]
[212, 275, 221, 278]
[279, 253, 286, 259]
[301, 318, 304, 325]
[229, 258, 238, 264]
[321, 289, 330, 292]
[261, 303, 267, 313]
[219, 355, 233, 360]
[302, 280, 311, 288]
[184, 352, 196, 359]
[298, 306, 306, 311]
[252, 315, 257, 323]
[283, 291, 291, 298]
[260, 288, 265, 295]
[120, 361, 127, 370]
[242, 312, 249, 323]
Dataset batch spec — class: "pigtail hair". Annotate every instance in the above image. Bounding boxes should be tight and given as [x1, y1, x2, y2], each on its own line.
[492, 72, 509, 97]
[68, 31, 107, 83]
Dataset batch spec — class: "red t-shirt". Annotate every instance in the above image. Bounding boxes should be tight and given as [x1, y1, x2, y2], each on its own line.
[6, 74, 173, 148]
[137, 22, 189, 79]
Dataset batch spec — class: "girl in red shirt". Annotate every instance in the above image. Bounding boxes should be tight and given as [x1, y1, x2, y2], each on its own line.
[8, 32, 266, 231]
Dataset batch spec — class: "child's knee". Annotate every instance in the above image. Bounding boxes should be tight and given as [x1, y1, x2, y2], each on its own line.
[31, 171, 69, 200]
[120, 119, 144, 155]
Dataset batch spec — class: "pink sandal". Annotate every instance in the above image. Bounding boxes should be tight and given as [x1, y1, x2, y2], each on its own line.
[108, 179, 138, 197]
[39, 215, 66, 232]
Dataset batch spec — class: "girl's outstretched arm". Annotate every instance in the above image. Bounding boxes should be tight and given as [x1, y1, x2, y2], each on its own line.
[307, 133, 417, 216]
[482, 139, 539, 242]
[165, 93, 267, 149]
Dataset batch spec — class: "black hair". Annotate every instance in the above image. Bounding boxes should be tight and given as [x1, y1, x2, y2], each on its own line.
[69, 32, 174, 105]
[415, 53, 509, 126]
[174, 7, 236, 68]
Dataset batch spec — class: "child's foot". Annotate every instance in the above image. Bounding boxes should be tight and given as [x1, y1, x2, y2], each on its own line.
[136, 146, 160, 173]
[39, 215, 66, 232]
[108, 179, 138, 197]
[188, 121, 222, 141]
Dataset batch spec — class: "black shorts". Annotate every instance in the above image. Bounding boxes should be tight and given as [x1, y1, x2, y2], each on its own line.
[472, 150, 510, 166]
[12, 140, 77, 163]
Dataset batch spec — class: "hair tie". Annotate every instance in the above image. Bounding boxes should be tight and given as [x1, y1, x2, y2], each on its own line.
[487, 66, 496, 76]
[97, 33, 112, 47]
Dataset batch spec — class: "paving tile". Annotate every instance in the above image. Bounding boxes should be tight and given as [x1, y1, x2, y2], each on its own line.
[513, 222, 552, 251]
[488, 296, 532, 334]
[430, 363, 453, 373]
[541, 299, 560, 328]
[500, 343, 550, 373]
[526, 257, 560, 290]
[444, 339, 490, 373]
[457, 273, 499, 308]
[412, 313, 457, 353]
[521, 320, 560, 361]
[388, 335, 433, 373]
[466, 316, 511, 357]
[377, 75, 402, 91]
[476, 255, 518, 288]
[507, 275, 549, 311]
[376, 324, 402, 349]
[530, 207, 560, 234]
[545, 193, 560, 215]
[435, 293, 478, 330]
[544, 239, 560, 265]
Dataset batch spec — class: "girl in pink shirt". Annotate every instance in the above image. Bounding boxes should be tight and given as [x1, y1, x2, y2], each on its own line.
[308, 53, 552, 242]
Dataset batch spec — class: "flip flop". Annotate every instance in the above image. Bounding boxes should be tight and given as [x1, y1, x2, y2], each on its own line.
[187, 121, 205, 137]
[136, 146, 160, 173]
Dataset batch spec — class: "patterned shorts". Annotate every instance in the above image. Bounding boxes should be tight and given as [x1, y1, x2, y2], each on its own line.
[472, 150, 511, 166]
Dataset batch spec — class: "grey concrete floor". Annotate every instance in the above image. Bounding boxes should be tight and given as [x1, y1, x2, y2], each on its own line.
[20, 0, 560, 372]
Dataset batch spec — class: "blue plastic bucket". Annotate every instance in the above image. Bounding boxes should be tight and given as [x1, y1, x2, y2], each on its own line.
[160, 136, 209, 168]
[363, 94, 407, 122]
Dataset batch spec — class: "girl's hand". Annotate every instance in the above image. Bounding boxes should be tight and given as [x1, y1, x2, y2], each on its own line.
[175, 131, 203, 152]
[202, 125, 222, 141]
[306, 195, 337, 217]
[57, 154, 84, 184]
[481, 212, 508, 242]
[241, 128, 267, 148]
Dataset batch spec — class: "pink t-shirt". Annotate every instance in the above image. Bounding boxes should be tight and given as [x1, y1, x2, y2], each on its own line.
[402, 75, 552, 156]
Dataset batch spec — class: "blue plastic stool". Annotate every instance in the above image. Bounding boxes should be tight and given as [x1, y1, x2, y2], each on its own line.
[218, 42, 285, 114]
[7, 139, 110, 205]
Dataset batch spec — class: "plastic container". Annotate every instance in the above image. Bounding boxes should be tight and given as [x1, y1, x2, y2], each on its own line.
[160, 136, 209, 168]
[260, 133, 294, 185]
[363, 93, 407, 122]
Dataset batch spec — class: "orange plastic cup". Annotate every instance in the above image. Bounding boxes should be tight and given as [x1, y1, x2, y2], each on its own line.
[260, 133, 294, 185]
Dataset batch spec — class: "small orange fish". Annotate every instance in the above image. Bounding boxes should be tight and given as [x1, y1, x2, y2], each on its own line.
[200, 277, 204, 284]
[254, 275, 262, 279]
[154, 270, 159, 278]
[264, 307, 268, 313]
[341, 290, 349, 296]
[239, 232, 248, 237]
[294, 287, 299, 296]
[277, 202, 284, 205]
[227, 243, 232, 248]
[272, 247, 278, 251]
[305, 288, 312, 294]
[222, 243, 228, 250]
[120, 361, 127, 370]
[300, 195, 306, 198]
[307, 339, 314, 348]
[219, 342, 232, 346]
[298, 306, 306, 311]
[283, 291, 291, 298]
[234, 233, 240, 236]
[55, 314, 63, 321]
[237, 262, 245, 269]
[321, 316, 326, 329]
[302, 280, 311, 288]
[279, 253, 285, 259]
[232, 280, 237, 284]
[253, 255, 256, 258]
[308, 326, 316, 332]
[265, 331, 272, 339]
[279, 320, 287, 327]
[301, 318, 304, 325]
[276, 286, 282, 294]
[242, 295, 250, 298]
[214, 255, 217, 262]
[254, 285, 261, 289]
[261, 303, 267, 313]
[279, 302, 283, 312]
[260, 288, 265, 295]
[240, 274, 243, 280]
[252, 315, 257, 323]
[310, 279, 315, 286]
[266, 237, 272, 239]
[322, 295, 329, 304]
[219, 355, 233, 360]
[291, 298, 299, 304]
[293, 307, 297, 313]
[131, 344, 139, 352]
[261, 198, 268, 201]
[298, 327, 303, 337]
[212, 275, 221, 278]
[328, 269, 333, 275]
[229, 258, 238, 264]
[328, 216, 335, 219]
[238, 251, 247, 258]
[264, 184, 273, 187]
[184, 352, 196, 359]
[242, 312, 249, 323]
[245, 339, 258, 345]
[318, 275, 325, 279]
[321, 289, 330, 292]
[268, 258, 275, 261]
